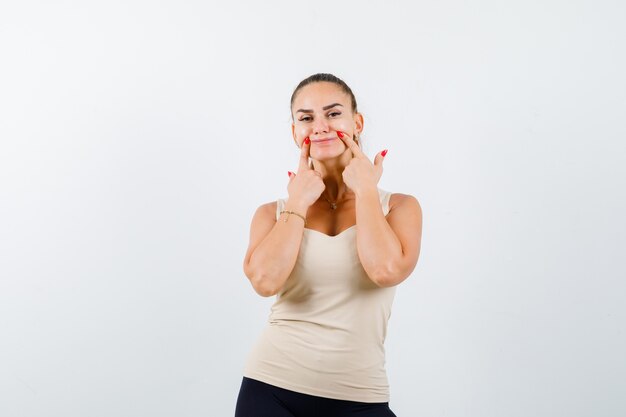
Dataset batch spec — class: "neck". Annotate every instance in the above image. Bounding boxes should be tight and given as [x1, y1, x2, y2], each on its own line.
[311, 152, 354, 202]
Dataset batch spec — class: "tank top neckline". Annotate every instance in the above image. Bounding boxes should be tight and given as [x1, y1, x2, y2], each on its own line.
[303, 224, 356, 239]
[280, 187, 391, 239]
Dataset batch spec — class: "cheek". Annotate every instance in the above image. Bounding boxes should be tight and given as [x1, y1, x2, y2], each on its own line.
[296, 125, 309, 137]
[295, 127, 312, 147]
[334, 118, 353, 130]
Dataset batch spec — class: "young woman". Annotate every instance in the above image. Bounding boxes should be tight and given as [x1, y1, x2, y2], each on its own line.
[235, 73, 422, 417]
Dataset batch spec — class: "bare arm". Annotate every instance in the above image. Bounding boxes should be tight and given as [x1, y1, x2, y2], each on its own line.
[242, 136, 324, 297]
[335, 131, 422, 287]
[242, 200, 310, 297]
[355, 187, 423, 287]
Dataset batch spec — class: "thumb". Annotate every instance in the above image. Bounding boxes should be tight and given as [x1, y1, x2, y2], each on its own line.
[374, 149, 388, 166]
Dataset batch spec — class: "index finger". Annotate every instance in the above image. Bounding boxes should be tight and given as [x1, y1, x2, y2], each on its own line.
[297, 137, 312, 173]
[338, 131, 366, 158]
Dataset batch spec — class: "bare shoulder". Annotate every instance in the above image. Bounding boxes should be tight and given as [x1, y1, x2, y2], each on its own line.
[386, 192, 423, 234]
[257, 200, 278, 221]
[388, 192, 422, 214]
[246, 199, 279, 243]
[248, 200, 280, 234]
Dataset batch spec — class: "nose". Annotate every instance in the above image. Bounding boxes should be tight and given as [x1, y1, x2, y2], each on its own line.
[312, 117, 330, 135]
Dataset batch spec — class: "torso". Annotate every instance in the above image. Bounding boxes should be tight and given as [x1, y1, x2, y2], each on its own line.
[245, 186, 400, 402]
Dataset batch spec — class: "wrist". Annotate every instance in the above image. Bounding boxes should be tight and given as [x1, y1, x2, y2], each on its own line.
[284, 200, 309, 216]
[354, 184, 379, 199]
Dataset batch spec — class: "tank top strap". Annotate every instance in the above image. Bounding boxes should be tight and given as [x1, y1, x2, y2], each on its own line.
[275, 198, 285, 221]
[276, 188, 391, 221]
[379, 187, 392, 217]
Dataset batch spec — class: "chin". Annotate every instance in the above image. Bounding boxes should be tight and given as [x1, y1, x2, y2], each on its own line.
[312, 152, 343, 161]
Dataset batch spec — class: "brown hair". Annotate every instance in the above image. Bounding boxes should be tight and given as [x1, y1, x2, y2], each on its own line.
[290, 73, 358, 121]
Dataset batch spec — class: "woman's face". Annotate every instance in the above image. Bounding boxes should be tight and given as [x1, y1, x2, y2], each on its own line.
[291, 82, 363, 158]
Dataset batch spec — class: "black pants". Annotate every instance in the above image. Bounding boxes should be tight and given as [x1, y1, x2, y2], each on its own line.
[235, 377, 398, 417]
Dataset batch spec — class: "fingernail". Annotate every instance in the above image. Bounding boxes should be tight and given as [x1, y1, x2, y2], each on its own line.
[337, 131, 344, 138]
[287, 171, 292, 177]
[304, 137, 310, 145]
[381, 149, 388, 157]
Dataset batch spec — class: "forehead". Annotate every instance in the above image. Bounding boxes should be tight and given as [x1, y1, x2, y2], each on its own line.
[292, 82, 350, 109]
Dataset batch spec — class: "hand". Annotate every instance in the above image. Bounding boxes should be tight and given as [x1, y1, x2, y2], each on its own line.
[286, 137, 326, 209]
[337, 131, 387, 196]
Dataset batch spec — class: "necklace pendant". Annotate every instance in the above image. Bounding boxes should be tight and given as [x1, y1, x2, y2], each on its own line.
[330, 202, 337, 210]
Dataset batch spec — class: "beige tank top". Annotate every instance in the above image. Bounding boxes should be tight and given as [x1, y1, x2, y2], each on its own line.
[243, 187, 396, 403]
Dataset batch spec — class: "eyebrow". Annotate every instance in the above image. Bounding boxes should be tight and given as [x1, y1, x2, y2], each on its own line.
[296, 103, 343, 114]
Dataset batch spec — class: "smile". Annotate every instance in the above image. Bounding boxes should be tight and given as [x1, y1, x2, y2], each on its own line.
[312, 138, 336, 143]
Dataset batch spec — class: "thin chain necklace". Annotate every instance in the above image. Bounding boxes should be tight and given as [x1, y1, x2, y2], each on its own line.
[321, 183, 347, 210]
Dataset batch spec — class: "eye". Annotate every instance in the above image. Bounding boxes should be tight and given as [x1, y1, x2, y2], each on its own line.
[299, 111, 340, 122]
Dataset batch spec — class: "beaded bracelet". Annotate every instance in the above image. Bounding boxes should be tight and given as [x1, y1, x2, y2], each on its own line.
[280, 210, 307, 226]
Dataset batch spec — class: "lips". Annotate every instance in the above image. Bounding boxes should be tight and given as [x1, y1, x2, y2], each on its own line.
[312, 137, 337, 143]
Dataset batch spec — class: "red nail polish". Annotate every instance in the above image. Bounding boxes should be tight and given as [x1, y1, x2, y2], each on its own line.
[337, 131, 344, 138]
[304, 137, 310, 144]
[287, 171, 292, 177]
[381, 149, 388, 157]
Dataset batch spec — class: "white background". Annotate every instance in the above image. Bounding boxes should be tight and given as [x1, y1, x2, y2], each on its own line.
[1, 1, 624, 416]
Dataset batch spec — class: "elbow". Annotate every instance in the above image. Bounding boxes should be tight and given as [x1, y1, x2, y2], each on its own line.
[372, 274, 395, 288]
[248, 272, 280, 297]
[373, 250, 420, 287]
[243, 257, 280, 297]
[253, 281, 280, 297]
[371, 264, 407, 288]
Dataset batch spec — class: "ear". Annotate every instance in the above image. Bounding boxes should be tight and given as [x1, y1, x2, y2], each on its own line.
[291, 123, 298, 146]
[353, 112, 364, 137]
